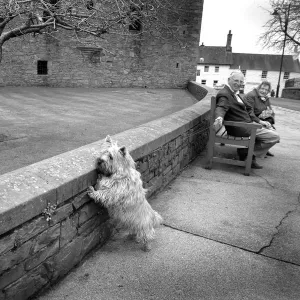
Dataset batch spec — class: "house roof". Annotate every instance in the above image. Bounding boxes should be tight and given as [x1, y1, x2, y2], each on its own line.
[198, 46, 232, 65]
[198, 46, 300, 73]
[231, 53, 300, 72]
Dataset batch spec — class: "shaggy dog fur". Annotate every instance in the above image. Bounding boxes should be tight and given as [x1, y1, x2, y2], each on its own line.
[87, 135, 163, 251]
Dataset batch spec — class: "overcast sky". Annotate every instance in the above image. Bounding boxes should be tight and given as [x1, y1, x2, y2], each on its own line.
[199, 0, 283, 55]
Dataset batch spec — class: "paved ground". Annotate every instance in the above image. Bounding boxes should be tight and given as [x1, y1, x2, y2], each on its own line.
[271, 97, 300, 112]
[35, 104, 300, 300]
[0, 87, 197, 175]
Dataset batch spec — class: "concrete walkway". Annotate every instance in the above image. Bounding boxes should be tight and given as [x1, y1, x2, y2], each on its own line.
[36, 105, 300, 300]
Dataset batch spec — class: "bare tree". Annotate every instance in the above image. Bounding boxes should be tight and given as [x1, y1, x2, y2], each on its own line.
[260, 0, 300, 52]
[0, 0, 184, 62]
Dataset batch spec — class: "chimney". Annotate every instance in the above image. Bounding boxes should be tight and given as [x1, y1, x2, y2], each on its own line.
[293, 45, 300, 60]
[226, 30, 232, 52]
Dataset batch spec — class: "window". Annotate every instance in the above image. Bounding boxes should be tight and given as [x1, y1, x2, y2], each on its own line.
[201, 80, 206, 84]
[37, 61, 48, 75]
[129, 6, 141, 31]
[204, 66, 209, 72]
[241, 69, 247, 76]
[215, 66, 219, 73]
[43, 0, 59, 22]
[261, 70, 268, 78]
[213, 80, 218, 86]
[196, 70, 200, 76]
[283, 72, 290, 79]
[86, 0, 94, 10]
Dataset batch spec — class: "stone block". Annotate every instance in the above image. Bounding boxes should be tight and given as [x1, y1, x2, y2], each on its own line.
[50, 235, 84, 281]
[0, 240, 32, 274]
[3, 264, 49, 300]
[168, 140, 176, 153]
[15, 216, 49, 246]
[48, 202, 73, 225]
[56, 180, 74, 205]
[32, 223, 60, 253]
[163, 165, 172, 176]
[60, 215, 79, 248]
[175, 136, 182, 148]
[72, 191, 91, 210]
[77, 212, 109, 237]
[0, 232, 16, 256]
[25, 239, 59, 271]
[81, 221, 111, 256]
[78, 202, 101, 225]
[0, 263, 25, 290]
[138, 160, 149, 173]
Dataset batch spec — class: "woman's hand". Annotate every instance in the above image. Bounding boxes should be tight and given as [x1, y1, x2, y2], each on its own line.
[259, 120, 272, 129]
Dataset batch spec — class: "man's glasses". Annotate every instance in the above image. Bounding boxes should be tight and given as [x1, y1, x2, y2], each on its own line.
[232, 80, 244, 85]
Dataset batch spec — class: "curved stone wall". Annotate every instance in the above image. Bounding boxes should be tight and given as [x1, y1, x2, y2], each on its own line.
[0, 82, 213, 300]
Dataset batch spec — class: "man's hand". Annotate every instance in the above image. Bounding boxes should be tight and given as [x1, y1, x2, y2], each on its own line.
[259, 120, 272, 129]
[213, 117, 223, 132]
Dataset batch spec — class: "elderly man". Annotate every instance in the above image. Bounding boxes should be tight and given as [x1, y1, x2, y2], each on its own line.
[214, 71, 280, 169]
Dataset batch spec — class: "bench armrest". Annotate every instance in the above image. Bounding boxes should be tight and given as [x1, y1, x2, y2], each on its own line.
[223, 121, 262, 129]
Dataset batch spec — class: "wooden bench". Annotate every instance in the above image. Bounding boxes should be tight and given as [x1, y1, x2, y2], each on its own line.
[206, 96, 262, 176]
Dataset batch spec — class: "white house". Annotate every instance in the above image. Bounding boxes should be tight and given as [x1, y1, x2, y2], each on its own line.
[197, 31, 300, 96]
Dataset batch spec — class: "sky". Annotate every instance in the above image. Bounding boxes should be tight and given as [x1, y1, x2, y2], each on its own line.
[200, 0, 283, 55]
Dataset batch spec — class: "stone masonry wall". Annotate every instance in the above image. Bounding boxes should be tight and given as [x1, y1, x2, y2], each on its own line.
[0, 0, 203, 88]
[0, 83, 212, 300]
[282, 77, 300, 100]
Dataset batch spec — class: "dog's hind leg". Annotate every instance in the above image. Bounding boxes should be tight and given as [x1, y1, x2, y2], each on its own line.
[141, 239, 151, 252]
[140, 231, 151, 252]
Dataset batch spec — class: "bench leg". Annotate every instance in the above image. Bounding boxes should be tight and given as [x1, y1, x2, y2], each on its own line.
[244, 130, 257, 175]
[244, 154, 252, 176]
[205, 130, 215, 170]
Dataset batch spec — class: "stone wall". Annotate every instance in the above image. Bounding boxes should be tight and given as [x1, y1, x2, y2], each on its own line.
[282, 77, 300, 100]
[0, 0, 203, 88]
[0, 82, 212, 300]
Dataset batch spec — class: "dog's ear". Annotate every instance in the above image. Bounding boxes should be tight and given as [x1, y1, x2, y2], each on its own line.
[119, 146, 127, 156]
[105, 135, 112, 144]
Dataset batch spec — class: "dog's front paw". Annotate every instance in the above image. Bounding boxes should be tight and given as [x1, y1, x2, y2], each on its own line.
[87, 186, 96, 198]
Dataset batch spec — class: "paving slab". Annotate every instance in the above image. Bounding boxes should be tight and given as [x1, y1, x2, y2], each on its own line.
[151, 176, 297, 253]
[37, 227, 300, 300]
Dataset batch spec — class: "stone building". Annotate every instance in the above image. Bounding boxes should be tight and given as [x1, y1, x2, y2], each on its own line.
[197, 30, 300, 96]
[0, 1, 203, 88]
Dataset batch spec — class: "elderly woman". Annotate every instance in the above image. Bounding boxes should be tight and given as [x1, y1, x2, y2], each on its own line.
[244, 81, 277, 157]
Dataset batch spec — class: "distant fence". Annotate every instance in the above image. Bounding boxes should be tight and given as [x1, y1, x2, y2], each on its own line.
[0, 82, 212, 300]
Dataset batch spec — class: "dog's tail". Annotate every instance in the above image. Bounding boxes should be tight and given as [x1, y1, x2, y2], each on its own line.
[152, 210, 163, 227]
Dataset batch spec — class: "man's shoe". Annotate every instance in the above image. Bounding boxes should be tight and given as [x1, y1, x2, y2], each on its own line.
[266, 151, 274, 157]
[251, 160, 263, 169]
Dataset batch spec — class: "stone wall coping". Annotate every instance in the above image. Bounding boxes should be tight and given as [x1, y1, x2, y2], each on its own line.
[0, 83, 213, 236]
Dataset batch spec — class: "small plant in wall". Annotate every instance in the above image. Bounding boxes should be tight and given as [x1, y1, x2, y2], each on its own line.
[42, 202, 57, 222]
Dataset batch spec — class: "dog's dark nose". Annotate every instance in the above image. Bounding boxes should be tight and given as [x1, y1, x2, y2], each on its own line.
[97, 158, 104, 164]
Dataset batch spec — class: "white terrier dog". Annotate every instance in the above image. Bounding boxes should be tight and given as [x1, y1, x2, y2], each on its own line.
[87, 135, 163, 251]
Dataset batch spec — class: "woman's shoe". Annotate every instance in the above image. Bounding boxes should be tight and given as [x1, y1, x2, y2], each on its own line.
[251, 160, 263, 169]
[251, 156, 263, 169]
[266, 151, 274, 157]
